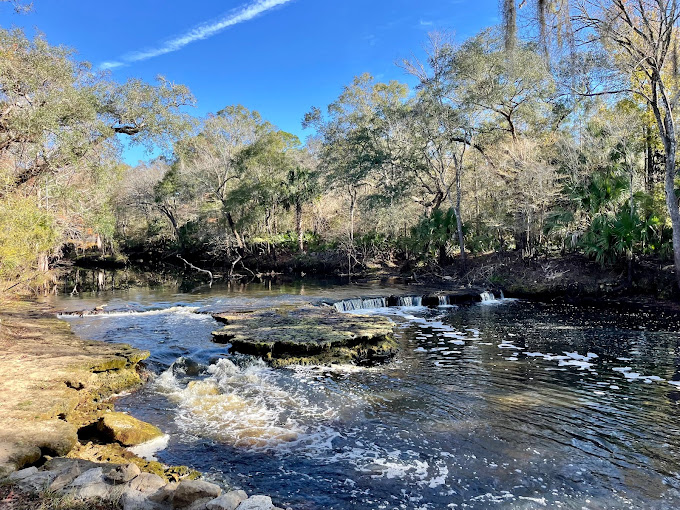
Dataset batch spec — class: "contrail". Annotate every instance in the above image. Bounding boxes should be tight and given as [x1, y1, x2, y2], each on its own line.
[101, 0, 294, 69]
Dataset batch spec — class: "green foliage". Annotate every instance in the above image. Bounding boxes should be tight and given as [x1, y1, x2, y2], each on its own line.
[0, 195, 58, 284]
[408, 208, 459, 262]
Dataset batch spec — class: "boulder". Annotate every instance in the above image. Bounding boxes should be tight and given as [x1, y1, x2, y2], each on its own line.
[96, 411, 163, 446]
[127, 472, 167, 493]
[0, 442, 41, 477]
[207, 490, 248, 510]
[68, 467, 105, 487]
[49, 462, 82, 491]
[8, 466, 38, 480]
[173, 479, 222, 508]
[120, 487, 164, 510]
[236, 496, 275, 510]
[12, 471, 56, 492]
[107, 463, 141, 483]
[148, 481, 179, 504]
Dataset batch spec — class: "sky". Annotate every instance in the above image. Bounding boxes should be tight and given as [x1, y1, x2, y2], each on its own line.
[1, 0, 499, 164]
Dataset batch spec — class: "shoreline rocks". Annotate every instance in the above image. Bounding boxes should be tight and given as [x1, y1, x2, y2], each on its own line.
[5, 459, 289, 510]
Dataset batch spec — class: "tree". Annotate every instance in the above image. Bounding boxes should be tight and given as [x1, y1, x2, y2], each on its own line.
[0, 28, 194, 290]
[569, 0, 680, 288]
[304, 74, 409, 244]
[176, 106, 272, 251]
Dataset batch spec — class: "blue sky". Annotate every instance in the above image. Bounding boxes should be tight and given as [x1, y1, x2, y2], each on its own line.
[1, 0, 498, 164]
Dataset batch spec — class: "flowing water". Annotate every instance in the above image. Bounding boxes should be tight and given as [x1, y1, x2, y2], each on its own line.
[49, 280, 680, 509]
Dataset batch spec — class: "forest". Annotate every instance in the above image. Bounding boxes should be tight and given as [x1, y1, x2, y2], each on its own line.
[2, 0, 680, 296]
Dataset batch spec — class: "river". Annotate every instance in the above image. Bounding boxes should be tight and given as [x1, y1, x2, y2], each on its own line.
[49, 279, 680, 509]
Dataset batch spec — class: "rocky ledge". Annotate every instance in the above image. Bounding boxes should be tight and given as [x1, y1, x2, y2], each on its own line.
[6, 458, 288, 510]
[211, 305, 396, 367]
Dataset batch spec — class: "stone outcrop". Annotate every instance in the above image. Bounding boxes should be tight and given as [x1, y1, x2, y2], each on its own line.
[211, 305, 397, 367]
[0, 298, 152, 474]
[3, 459, 290, 510]
[96, 411, 164, 446]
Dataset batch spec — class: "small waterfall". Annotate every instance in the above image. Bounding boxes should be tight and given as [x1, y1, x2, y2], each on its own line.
[397, 296, 423, 307]
[334, 297, 387, 312]
[438, 295, 449, 306]
[479, 291, 496, 302]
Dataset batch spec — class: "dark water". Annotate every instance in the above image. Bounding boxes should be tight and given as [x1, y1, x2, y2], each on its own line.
[49, 281, 680, 509]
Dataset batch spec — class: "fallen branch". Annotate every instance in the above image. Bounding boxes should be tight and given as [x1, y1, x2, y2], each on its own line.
[176, 256, 213, 286]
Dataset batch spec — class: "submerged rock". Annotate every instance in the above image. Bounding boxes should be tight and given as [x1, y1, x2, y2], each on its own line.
[211, 305, 397, 367]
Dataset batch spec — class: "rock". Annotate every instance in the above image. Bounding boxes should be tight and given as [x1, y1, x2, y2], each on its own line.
[96, 411, 164, 446]
[172, 357, 202, 377]
[0, 442, 41, 477]
[127, 472, 167, 493]
[173, 480, 222, 508]
[211, 305, 397, 366]
[68, 467, 105, 487]
[120, 488, 164, 510]
[236, 496, 274, 510]
[13, 471, 56, 492]
[207, 490, 248, 510]
[107, 463, 141, 483]
[72, 481, 112, 499]
[148, 481, 179, 504]
[49, 462, 82, 491]
[8, 466, 38, 480]
[43, 457, 100, 474]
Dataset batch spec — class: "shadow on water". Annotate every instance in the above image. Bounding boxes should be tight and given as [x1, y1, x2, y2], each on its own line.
[49, 279, 680, 509]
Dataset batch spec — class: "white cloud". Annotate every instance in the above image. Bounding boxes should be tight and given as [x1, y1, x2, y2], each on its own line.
[419, 19, 433, 26]
[100, 0, 294, 69]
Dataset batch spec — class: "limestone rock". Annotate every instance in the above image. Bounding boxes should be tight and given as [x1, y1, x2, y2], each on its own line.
[148, 481, 179, 504]
[0, 442, 41, 477]
[107, 462, 141, 483]
[49, 462, 82, 491]
[173, 479, 222, 508]
[8, 466, 38, 480]
[97, 411, 164, 446]
[127, 472, 167, 493]
[71, 481, 112, 499]
[12, 471, 56, 492]
[68, 467, 105, 487]
[212, 305, 397, 366]
[236, 495, 274, 510]
[120, 488, 164, 510]
[207, 490, 248, 510]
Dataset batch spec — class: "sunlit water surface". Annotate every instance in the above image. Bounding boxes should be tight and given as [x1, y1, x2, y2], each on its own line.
[49, 280, 680, 509]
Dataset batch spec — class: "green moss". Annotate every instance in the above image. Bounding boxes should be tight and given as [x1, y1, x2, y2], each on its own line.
[213, 305, 397, 366]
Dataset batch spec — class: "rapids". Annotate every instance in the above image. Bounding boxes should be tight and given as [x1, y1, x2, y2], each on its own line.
[50, 280, 680, 509]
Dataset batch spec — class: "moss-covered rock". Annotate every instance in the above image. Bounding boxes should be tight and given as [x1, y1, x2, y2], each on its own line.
[95, 412, 163, 446]
[212, 305, 397, 366]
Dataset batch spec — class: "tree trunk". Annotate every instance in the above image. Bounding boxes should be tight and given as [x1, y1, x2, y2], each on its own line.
[455, 162, 466, 266]
[295, 202, 304, 252]
[225, 211, 245, 250]
[349, 193, 356, 243]
[664, 140, 680, 290]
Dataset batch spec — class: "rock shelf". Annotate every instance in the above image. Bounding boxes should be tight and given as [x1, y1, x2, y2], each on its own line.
[212, 305, 397, 367]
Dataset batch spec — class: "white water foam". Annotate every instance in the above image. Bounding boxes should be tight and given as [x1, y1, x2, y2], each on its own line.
[153, 358, 341, 452]
[128, 434, 170, 461]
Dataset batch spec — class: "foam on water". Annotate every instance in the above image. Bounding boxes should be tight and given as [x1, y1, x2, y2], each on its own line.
[128, 434, 170, 461]
[58, 305, 203, 318]
[153, 358, 342, 451]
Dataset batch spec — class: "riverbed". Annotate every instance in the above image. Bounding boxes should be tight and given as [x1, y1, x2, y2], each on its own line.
[49, 280, 680, 509]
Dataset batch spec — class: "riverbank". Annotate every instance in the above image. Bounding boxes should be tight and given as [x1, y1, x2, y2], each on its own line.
[0, 297, 288, 509]
[66, 251, 680, 305]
